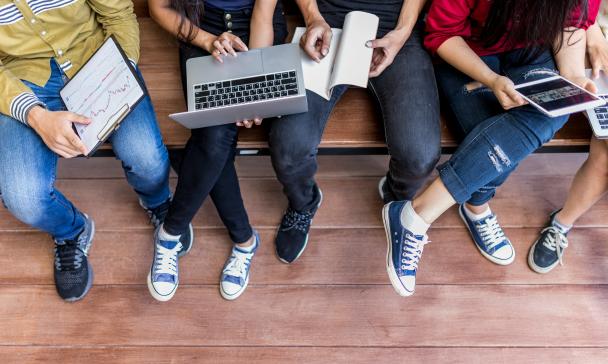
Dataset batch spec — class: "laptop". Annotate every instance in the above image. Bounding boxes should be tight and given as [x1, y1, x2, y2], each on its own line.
[169, 43, 308, 129]
[585, 69, 608, 138]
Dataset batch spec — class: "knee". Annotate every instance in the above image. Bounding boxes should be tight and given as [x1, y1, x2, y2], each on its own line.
[270, 136, 317, 173]
[1, 183, 53, 227]
[189, 125, 237, 160]
[121, 142, 170, 182]
[391, 144, 440, 178]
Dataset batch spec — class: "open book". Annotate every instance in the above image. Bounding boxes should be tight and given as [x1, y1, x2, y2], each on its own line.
[291, 11, 379, 100]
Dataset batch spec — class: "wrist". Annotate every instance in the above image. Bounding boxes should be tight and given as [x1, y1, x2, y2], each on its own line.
[194, 32, 214, 52]
[27, 106, 46, 129]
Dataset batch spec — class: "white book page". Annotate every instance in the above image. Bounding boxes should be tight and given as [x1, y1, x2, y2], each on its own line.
[329, 11, 379, 89]
[291, 27, 342, 100]
[60, 38, 144, 155]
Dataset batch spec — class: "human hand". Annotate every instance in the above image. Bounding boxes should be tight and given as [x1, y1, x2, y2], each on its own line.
[300, 18, 332, 62]
[587, 39, 608, 79]
[205, 32, 249, 63]
[488, 75, 527, 110]
[367, 29, 409, 78]
[27, 106, 91, 158]
[236, 117, 263, 128]
[565, 75, 598, 94]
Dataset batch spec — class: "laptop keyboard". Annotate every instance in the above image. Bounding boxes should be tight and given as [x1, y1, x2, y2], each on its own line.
[595, 96, 608, 129]
[193, 70, 299, 110]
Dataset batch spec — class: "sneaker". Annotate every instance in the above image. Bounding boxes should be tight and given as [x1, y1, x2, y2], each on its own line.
[459, 205, 515, 265]
[54, 214, 95, 302]
[220, 231, 260, 300]
[528, 213, 569, 274]
[147, 227, 183, 302]
[382, 201, 429, 297]
[275, 186, 323, 264]
[141, 198, 193, 258]
[378, 175, 397, 204]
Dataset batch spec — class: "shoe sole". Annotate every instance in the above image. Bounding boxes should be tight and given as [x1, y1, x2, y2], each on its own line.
[177, 223, 194, 258]
[147, 271, 178, 302]
[382, 204, 414, 297]
[276, 190, 323, 264]
[378, 176, 387, 202]
[220, 275, 250, 301]
[527, 239, 559, 274]
[64, 218, 96, 302]
[458, 207, 515, 266]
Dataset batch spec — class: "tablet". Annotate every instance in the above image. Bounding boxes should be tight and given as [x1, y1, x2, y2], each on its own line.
[515, 75, 605, 117]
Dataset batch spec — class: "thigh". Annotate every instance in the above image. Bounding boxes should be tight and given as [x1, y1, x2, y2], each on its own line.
[502, 50, 557, 84]
[369, 30, 441, 157]
[0, 114, 57, 198]
[435, 56, 504, 137]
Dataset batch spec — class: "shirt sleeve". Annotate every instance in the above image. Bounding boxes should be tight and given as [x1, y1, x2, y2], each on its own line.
[424, 0, 476, 55]
[0, 59, 45, 125]
[87, 0, 140, 63]
[568, 0, 601, 29]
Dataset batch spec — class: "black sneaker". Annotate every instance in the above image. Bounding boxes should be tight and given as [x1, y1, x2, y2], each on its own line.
[275, 186, 323, 264]
[378, 175, 398, 204]
[528, 212, 569, 274]
[54, 214, 95, 302]
[141, 198, 193, 258]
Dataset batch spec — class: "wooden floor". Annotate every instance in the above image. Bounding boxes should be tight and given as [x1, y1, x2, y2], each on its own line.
[1, 154, 608, 363]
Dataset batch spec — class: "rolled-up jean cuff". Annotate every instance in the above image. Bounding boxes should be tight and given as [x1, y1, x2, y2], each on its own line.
[437, 162, 470, 205]
[466, 192, 495, 207]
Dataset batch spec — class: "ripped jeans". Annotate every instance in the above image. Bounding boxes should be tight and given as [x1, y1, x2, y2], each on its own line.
[435, 49, 568, 206]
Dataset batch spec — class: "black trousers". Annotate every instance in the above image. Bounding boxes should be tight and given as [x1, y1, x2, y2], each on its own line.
[163, 4, 287, 243]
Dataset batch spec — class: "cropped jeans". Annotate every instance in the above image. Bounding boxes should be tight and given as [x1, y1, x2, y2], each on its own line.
[436, 49, 569, 206]
[0, 60, 171, 241]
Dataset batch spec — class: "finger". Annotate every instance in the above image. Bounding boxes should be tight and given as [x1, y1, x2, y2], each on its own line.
[213, 40, 227, 56]
[212, 49, 224, 63]
[51, 144, 77, 159]
[244, 120, 253, 128]
[222, 39, 237, 56]
[369, 59, 390, 78]
[320, 29, 332, 57]
[67, 112, 92, 125]
[366, 38, 389, 49]
[54, 139, 81, 158]
[233, 36, 249, 52]
[585, 80, 599, 94]
[64, 129, 87, 155]
[236, 121, 244, 127]
[254, 118, 262, 126]
[302, 31, 322, 62]
[592, 60, 602, 79]
[504, 87, 525, 105]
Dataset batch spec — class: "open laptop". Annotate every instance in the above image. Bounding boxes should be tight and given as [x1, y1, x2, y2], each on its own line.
[169, 43, 308, 129]
[585, 69, 608, 138]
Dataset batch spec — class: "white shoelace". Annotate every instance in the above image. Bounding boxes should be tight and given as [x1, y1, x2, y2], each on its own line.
[477, 215, 507, 250]
[154, 242, 182, 276]
[224, 250, 254, 278]
[541, 226, 569, 265]
[401, 234, 429, 271]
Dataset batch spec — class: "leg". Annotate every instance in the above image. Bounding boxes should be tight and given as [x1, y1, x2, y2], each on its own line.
[109, 93, 171, 209]
[0, 114, 86, 240]
[268, 87, 348, 211]
[369, 26, 441, 201]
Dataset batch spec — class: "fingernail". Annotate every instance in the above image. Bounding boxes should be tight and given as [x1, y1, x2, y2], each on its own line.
[365, 41, 372, 48]
[321, 48, 328, 56]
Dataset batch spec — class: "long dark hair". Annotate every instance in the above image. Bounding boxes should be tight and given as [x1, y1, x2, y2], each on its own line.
[170, 0, 205, 43]
[481, 0, 589, 62]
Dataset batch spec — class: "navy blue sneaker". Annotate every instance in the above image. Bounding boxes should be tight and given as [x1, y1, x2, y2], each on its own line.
[54, 214, 95, 302]
[147, 227, 182, 302]
[459, 205, 515, 265]
[382, 201, 429, 297]
[220, 231, 260, 300]
[528, 212, 569, 274]
[141, 198, 193, 258]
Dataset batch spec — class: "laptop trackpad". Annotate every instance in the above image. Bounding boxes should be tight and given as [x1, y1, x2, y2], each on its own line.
[213, 50, 264, 79]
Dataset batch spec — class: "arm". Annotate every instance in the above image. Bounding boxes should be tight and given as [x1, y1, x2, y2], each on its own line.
[586, 22, 608, 79]
[368, 0, 427, 77]
[249, 0, 279, 49]
[0, 60, 44, 125]
[295, 0, 332, 62]
[87, 0, 140, 63]
[556, 28, 597, 93]
[148, 0, 247, 62]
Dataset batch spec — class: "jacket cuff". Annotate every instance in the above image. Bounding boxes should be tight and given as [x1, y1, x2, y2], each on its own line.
[10, 92, 45, 125]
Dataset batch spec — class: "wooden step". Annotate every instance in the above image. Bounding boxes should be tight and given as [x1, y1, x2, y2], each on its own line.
[1, 285, 606, 347]
[4, 227, 608, 286]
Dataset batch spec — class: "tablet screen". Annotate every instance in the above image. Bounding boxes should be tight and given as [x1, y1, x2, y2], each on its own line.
[517, 77, 598, 112]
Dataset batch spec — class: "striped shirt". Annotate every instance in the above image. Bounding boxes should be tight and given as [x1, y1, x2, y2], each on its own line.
[0, 0, 139, 124]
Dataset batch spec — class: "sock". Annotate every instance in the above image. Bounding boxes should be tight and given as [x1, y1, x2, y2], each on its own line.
[552, 215, 572, 234]
[159, 224, 181, 241]
[400, 201, 430, 236]
[236, 235, 257, 253]
[463, 204, 492, 222]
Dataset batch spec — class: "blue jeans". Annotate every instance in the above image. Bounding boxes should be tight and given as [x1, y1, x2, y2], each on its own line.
[436, 50, 569, 205]
[0, 60, 170, 240]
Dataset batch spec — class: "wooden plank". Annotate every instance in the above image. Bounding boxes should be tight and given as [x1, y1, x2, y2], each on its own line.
[136, 19, 592, 149]
[0, 173, 605, 231]
[0, 285, 606, 347]
[3, 228, 608, 286]
[1, 347, 606, 364]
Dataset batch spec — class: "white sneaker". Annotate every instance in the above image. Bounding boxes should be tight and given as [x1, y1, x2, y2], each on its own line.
[220, 231, 260, 300]
[147, 228, 182, 302]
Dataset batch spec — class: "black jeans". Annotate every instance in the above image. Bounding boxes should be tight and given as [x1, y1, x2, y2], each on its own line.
[163, 4, 287, 243]
[268, 22, 440, 211]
